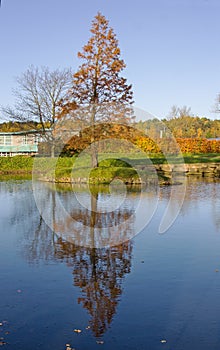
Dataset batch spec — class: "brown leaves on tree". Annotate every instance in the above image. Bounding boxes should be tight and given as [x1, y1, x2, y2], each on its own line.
[62, 12, 133, 110]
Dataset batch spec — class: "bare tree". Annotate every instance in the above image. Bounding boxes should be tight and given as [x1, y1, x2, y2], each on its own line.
[214, 93, 220, 115]
[168, 105, 192, 119]
[1, 66, 72, 156]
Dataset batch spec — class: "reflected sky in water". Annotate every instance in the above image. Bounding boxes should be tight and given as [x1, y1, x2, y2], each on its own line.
[0, 177, 220, 349]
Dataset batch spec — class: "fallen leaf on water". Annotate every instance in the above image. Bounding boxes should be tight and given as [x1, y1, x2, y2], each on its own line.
[65, 344, 75, 350]
[73, 329, 82, 333]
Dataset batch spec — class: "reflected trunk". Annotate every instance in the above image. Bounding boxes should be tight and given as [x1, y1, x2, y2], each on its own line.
[90, 192, 98, 248]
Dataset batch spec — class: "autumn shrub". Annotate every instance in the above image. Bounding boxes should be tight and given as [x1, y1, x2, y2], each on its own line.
[135, 136, 220, 155]
[176, 138, 220, 154]
[134, 136, 162, 154]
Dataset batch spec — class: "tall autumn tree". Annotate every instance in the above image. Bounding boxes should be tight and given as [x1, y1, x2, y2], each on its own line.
[62, 12, 134, 166]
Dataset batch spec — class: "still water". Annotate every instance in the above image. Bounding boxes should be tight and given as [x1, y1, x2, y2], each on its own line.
[0, 177, 220, 349]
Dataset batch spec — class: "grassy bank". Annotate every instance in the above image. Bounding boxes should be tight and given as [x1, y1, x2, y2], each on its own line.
[0, 156, 34, 174]
[1, 153, 220, 184]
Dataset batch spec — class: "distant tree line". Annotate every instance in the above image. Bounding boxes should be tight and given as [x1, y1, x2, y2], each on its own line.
[1, 114, 220, 140]
[0, 121, 42, 132]
[136, 114, 220, 139]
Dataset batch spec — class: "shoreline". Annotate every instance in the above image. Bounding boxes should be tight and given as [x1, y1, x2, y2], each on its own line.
[1, 162, 220, 184]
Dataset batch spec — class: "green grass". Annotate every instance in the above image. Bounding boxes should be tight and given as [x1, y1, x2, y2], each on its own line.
[182, 153, 220, 163]
[98, 158, 132, 168]
[139, 153, 220, 164]
[0, 156, 34, 173]
[89, 166, 139, 184]
[1, 153, 220, 184]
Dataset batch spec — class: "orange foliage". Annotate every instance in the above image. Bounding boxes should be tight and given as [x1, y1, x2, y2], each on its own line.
[176, 138, 220, 154]
[135, 137, 220, 154]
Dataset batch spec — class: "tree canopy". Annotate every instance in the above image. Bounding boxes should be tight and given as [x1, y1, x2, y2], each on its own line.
[66, 12, 133, 107]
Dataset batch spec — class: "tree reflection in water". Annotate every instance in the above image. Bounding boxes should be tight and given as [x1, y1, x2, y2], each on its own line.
[53, 186, 133, 338]
[55, 238, 132, 338]
[23, 182, 134, 337]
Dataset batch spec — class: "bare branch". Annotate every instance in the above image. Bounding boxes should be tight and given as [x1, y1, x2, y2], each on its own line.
[1, 66, 72, 132]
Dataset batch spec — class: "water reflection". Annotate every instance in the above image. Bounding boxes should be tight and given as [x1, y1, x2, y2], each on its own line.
[32, 182, 135, 337]
[55, 238, 132, 338]
[0, 179, 134, 338]
[24, 215, 133, 337]
[0, 180, 58, 263]
[22, 216, 58, 264]
[33, 181, 157, 247]
[1, 177, 220, 345]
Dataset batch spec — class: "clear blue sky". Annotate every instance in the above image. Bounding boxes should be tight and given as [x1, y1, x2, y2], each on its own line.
[0, 0, 220, 120]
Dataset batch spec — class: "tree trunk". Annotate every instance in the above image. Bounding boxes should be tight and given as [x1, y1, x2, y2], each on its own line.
[90, 104, 98, 168]
[51, 142, 55, 158]
[91, 143, 98, 168]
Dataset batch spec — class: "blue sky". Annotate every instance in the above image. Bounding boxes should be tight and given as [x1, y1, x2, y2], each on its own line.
[0, 0, 220, 120]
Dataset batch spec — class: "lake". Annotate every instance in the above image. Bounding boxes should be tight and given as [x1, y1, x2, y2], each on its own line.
[0, 177, 220, 349]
